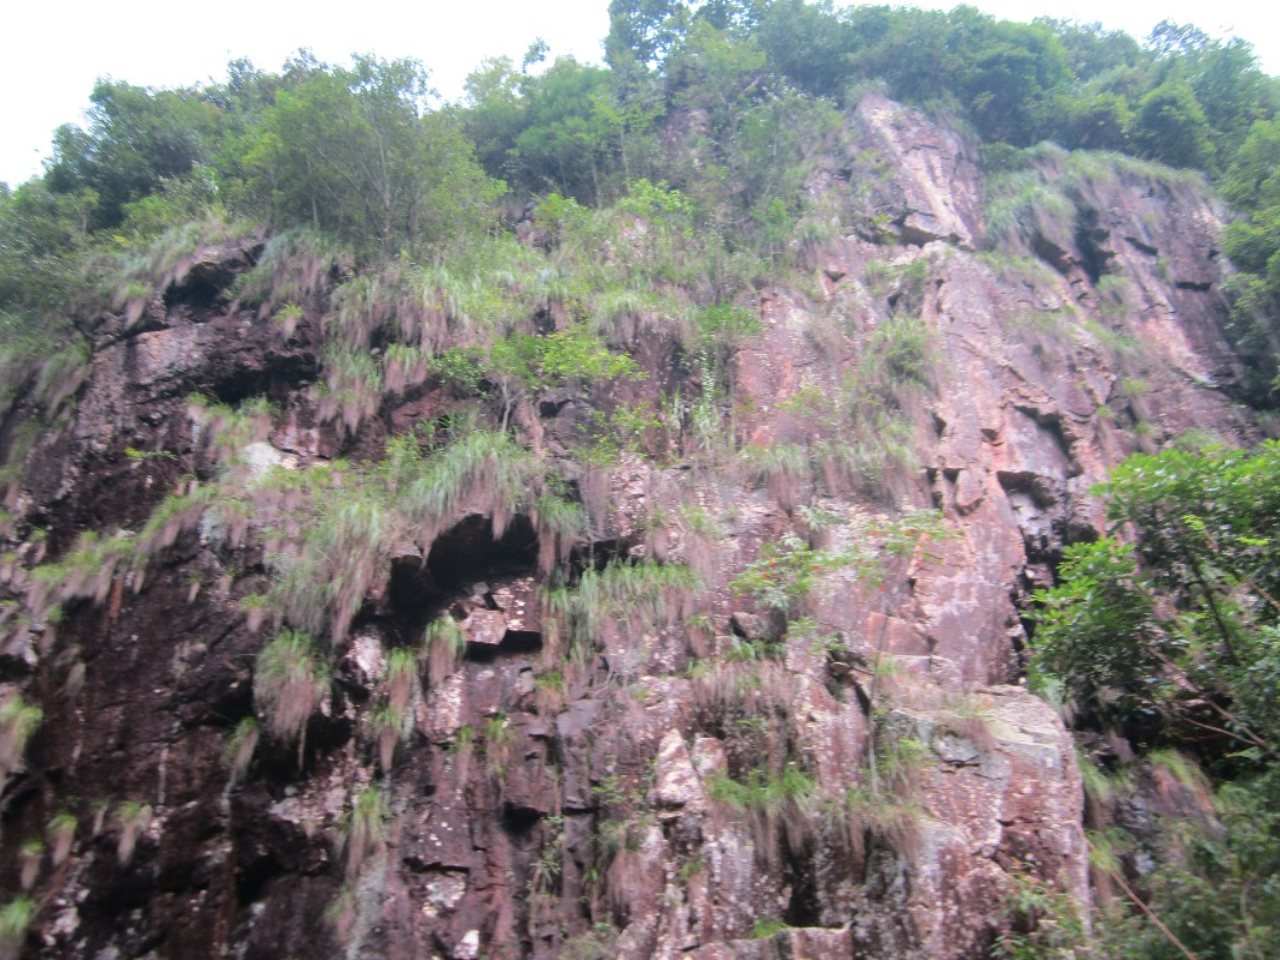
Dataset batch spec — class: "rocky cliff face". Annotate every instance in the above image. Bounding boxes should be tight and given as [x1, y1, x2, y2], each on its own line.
[0, 95, 1258, 959]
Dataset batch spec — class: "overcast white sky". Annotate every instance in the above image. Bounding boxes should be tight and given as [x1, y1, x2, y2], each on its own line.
[3, 0, 1278, 187]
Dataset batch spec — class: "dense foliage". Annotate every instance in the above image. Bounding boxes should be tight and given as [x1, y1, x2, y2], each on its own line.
[2, 3, 1280, 952]
[1029, 443, 1280, 958]
[3, 4, 1278, 382]
[0, 4, 1275, 441]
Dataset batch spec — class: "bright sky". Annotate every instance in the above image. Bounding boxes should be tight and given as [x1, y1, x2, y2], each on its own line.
[3, 0, 1278, 188]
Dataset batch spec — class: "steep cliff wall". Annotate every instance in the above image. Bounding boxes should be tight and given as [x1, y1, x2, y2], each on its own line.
[0, 95, 1258, 959]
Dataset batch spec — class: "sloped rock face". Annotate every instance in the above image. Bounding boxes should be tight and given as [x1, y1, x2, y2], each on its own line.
[0, 97, 1259, 959]
[852, 92, 985, 249]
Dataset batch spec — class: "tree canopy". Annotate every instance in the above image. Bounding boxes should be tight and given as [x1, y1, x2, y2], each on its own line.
[1029, 442, 1280, 958]
[2, 5, 1280, 955]
[3, 3, 1279, 417]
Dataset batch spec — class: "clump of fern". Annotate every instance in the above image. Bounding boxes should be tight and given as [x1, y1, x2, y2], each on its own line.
[0, 896, 35, 960]
[402, 427, 536, 546]
[532, 490, 586, 575]
[343, 785, 387, 879]
[424, 616, 467, 682]
[224, 716, 260, 785]
[234, 227, 353, 319]
[115, 801, 153, 865]
[543, 560, 699, 658]
[0, 695, 42, 781]
[368, 702, 410, 773]
[17, 840, 43, 891]
[253, 629, 330, 766]
[316, 346, 383, 439]
[28, 484, 215, 614]
[706, 762, 819, 867]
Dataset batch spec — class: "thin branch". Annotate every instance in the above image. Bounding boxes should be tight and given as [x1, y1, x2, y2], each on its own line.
[1148, 648, 1278, 759]
[1105, 866, 1200, 960]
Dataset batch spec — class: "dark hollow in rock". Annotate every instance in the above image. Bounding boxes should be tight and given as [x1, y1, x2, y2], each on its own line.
[427, 514, 539, 588]
[379, 513, 544, 661]
[1074, 208, 1116, 284]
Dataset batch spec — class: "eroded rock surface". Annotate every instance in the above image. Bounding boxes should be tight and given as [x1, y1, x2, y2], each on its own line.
[0, 96, 1258, 959]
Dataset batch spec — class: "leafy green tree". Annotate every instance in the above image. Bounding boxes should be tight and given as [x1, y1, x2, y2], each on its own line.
[480, 325, 640, 429]
[0, 181, 95, 313]
[1029, 442, 1280, 958]
[1034, 443, 1280, 753]
[116, 166, 222, 241]
[1185, 39, 1276, 163]
[1220, 118, 1280, 402]
[1055, 91, 1133, 152]
[1222, 119, 1280, 219]
[511, 59, 624, 204]
[462, 56, 528, 182]
[605, 0, 690, 73]
[47, 80, 222, 229]
[665, 18, 767, 137]
[1036, 18, 1144, 81]
[1030, 537, 1159, 724]
[949, 12, 1070, 145]
[242, 56, 501, 256]
[1146, 23, 1278, 169]
[0, 180, 96, 409]
[843, 7, 957, 107]
[205, 56, 303, 201]
[1132, 80, 1215, 169]
[754, 0, 859, 99]
[657, 17, 839, 243]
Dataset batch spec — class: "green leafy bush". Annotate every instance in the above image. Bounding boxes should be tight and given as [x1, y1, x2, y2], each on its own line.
[1028, 442, 1280, 957]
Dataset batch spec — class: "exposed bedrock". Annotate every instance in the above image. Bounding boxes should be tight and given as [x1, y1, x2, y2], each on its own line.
[0, 95, 1259, 959]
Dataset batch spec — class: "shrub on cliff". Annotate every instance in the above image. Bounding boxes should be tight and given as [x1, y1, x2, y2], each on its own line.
[235, 56, 503, 257]
[1033, 442, 1280, 751]
[0, 695, 42, 783]
[1029, 441, 1280, 958]
[0, 897, 34, 960]
[1222, 117, 1280, 405]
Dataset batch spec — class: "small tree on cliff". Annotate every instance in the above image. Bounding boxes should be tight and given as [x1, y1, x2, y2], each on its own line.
[1029, 441, 1280, 959]
[241, 56, 502, 257]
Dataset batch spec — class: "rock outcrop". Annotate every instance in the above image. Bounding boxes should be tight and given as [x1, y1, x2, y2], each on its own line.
[0, 96, 1258, 959]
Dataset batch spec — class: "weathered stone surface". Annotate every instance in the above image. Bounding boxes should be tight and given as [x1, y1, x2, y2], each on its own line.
[687, 927, 854, 959]
[460, 607, 507, 648]
[489, 576, 540, 633]
[854, 92, 984, 249]
[847, 686, 1088, 958]
[0, 95, 1258, 960]
[691, 735, 728, 780]
[652, 728, 702, 810]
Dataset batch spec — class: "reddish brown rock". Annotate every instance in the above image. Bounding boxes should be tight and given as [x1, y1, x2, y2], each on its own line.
[0, 96, 1259, 960]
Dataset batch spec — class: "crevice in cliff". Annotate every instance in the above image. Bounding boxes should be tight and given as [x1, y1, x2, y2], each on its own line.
[1073, 208, 1116, 285]
[1030, 232, 1073, 275]
[205, 358, 317, 407]
[163, 268, 228, 314]
[999, 497, 1067, 567]
[1125, 236, 1159, 257]
[427, 514, 539, 587]
[783, 853, 823, 928]
[1009, 405, 1076, 471]
[377, 514, 543, 659]
[462, 626, 543, 662]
